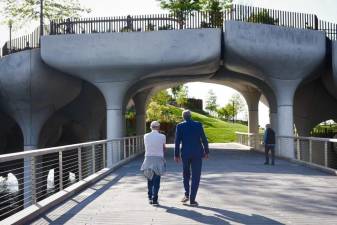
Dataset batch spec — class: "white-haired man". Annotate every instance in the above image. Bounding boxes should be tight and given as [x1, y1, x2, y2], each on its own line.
[140, 121, 166, 206]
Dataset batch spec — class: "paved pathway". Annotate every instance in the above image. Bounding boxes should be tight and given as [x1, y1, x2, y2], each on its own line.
[31, 144, 337, 225]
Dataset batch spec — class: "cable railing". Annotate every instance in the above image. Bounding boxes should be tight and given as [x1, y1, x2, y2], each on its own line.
[1, 4, 336, 58]
[235, 132, 337, 172]
[0, 135, 144, 222]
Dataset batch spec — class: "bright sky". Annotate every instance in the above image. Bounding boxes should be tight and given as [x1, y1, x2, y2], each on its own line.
[1, 0, 336, 126]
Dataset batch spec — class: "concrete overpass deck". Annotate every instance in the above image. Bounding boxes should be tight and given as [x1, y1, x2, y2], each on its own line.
[31, 144, 337, 225]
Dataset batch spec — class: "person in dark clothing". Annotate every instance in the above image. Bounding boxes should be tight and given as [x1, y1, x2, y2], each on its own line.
[174, 110, 209, 206]
[263, 124, 276, 165]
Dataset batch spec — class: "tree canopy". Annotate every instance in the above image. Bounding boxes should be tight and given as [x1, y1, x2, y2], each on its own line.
[157, 0, 201, 13]
[0, 0, 91, 29]
[247, 9, 279, 25]
[157, 0, 232, 28]
[205, 89, 218, 115]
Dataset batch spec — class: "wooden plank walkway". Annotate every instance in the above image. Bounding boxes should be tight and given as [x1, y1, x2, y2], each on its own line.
[31, 144, 337, 225]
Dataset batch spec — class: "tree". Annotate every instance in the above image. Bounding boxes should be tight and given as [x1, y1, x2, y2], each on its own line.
[146, 102, 181, 123]
[247, 9, 279, 25]
[171, 84, 184, 99]
[205, 89, 218, 115]
[150, 90, 172, 105]
[176, 85, 188, 107]
[0, 0, 91, 29]
[217, 106, 230, 120]
[157, 0, 232, 28]
[157, 0, 201, 28]
[228, 93, 246, 122]
[199, 0, 232, 27]
[158, 0, 201, 13]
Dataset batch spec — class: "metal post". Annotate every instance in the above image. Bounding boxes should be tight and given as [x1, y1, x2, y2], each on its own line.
[314, 15, 318, 30]
[92, 145, 95, 174]
[31, 156, 37, 204]
[136, 137, 138, 153]
[78, 147, 82, 180]
[124, 139, 127, 159]
[59, 151, 63, 190]
[324, 141, 328, 167]
[296, 138, 301, 160]
[118, 141, 121, 161]
[9, 21, 12, 52]
[102, 143, 106, 168]
[40, 0, 44, 37]
[128, 138, 131, 157]
[309, 140, 312, 163]
[278, 137, 281, 156]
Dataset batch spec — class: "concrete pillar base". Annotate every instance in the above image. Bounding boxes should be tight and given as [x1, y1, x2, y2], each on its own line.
[136, 114, 146, 135]
[23, 145, 36, 208]
[107, 109, 125, 167]
[248, 109, 259, 134]
[277, 105, 295, 158]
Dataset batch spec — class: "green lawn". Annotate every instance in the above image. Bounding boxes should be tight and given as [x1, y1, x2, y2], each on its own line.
[169, 106, 248, 143]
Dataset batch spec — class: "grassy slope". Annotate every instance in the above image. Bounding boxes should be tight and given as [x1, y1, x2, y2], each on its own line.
[168, 106, 248, 143]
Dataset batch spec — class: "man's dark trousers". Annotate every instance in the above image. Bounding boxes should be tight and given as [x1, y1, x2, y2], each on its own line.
[265, 144, 275, 164]
[182, 157, 202, 202]
[148, 174, 161, 201]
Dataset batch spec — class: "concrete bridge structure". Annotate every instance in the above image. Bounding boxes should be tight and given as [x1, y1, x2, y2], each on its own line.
[0, 4, 337, 224]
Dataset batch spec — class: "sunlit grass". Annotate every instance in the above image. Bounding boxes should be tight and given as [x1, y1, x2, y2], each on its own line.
[168, 105, 248, 143]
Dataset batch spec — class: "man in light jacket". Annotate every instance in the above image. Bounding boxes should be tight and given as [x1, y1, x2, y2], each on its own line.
[174, 110, 209, 206]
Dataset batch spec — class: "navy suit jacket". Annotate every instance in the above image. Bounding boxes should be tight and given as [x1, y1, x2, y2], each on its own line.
[174, 119, 209, 159]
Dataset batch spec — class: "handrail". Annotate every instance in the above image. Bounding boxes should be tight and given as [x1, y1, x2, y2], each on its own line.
[0, 135, 145, 221]
[0, 136, 143, 163]
[235, 131, 258, 136]
[278, 135, 337, 143]
[235, 132, 337, 172]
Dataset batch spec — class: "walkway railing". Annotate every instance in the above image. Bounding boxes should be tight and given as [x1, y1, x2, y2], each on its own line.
[0, 136, 144, 222]
[236, 132, 337, 171]
[0, 26, 48, 58]
[1, 4, 336, 57]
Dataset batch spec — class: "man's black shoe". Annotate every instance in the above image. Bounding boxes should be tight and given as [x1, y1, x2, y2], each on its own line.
[264, 162, 269, 165]
[190, 201, 199, 206]
[152, 200, 159, 206]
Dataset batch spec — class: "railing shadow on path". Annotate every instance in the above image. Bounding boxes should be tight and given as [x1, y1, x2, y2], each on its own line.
[36, 171, 126, 224]
[157, 204, 285, 225]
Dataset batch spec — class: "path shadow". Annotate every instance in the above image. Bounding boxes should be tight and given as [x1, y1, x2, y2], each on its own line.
[34, 172, 125, 224]
[158, 204, 285, 225]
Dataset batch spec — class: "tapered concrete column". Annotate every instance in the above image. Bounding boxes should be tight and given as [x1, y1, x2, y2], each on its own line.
[248, 110, 259, 133]
[96, 82, 129, 167]
[136, 114, 146, 135]
[272, 80, 300, 159]
[242, 90, 261, 134]
[270, 112, 278, 132]
[107, 109, 125, 139]
[133, 89, 152, 135]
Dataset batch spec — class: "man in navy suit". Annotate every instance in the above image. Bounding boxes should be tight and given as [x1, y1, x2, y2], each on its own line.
[174, 110, 209, 206]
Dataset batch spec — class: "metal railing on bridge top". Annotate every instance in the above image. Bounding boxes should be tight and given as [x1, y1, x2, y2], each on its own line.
[0, 136, 144, 223]
[1, 4, 336, 57]
[235, 132, 337, 172]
